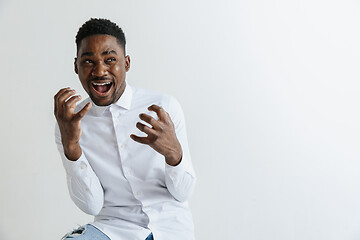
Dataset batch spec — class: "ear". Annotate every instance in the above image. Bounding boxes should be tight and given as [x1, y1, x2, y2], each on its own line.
[125, 55, 130, 72]
[74, 58, 78, 74]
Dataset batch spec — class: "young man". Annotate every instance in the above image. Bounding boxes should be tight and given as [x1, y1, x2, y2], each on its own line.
[54, 18, 196, 240]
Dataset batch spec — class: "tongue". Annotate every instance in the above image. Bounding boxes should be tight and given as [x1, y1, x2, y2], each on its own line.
[94, 84, 111, 93]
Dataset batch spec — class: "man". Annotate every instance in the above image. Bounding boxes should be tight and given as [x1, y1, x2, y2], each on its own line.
[54, 18, 196, 240]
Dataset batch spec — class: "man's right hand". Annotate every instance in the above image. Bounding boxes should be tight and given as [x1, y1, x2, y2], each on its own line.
[54, 87, 92, 161]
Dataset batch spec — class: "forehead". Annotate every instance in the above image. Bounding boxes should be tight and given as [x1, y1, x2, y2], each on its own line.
[77, 34, 124, 56]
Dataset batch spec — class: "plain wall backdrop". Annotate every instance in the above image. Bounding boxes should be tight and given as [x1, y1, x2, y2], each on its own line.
[1, 0, 360, 239]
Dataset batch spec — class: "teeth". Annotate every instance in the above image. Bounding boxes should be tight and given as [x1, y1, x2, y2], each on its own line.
[92, 82, 111, 86]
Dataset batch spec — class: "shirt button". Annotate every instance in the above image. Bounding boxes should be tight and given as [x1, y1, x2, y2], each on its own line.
[124, 168, 131, 176]
[136, 191, 142, 196]
[120, 144, 125, 149]
[80, 163, 87, 170]
[85, 188, 89, 191]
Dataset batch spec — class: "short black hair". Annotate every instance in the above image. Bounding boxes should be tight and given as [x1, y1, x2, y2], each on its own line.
[75, 18, 126, 54]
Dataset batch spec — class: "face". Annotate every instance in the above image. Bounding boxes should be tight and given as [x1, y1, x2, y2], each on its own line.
[75, 34, 130, 106]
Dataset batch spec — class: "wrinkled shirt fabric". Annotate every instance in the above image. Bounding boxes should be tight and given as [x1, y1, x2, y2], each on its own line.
[55, 83, 196, 240]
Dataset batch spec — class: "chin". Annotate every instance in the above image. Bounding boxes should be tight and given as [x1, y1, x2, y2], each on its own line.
[90, 96, 114, 106]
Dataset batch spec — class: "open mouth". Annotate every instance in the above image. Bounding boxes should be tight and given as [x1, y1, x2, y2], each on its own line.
[91, 82, 113, 96]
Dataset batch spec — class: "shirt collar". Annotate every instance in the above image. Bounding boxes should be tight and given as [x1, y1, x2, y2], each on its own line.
[113, 82, 132, 110]
[89, 82, 133, 116]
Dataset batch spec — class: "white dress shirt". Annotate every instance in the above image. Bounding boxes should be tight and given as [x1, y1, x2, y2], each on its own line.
[55, 83, 196, 240]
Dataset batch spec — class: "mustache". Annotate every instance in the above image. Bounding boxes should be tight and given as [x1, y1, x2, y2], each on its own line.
[91, 76, 112, 81]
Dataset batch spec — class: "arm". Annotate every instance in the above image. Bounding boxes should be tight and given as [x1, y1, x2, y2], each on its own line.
[130, 96, 196, 202]
[54, 88, 104, 215]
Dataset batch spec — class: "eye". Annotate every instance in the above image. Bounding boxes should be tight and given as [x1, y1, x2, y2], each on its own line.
[106, 57, 117, 63]
[83, 59, 93, 64]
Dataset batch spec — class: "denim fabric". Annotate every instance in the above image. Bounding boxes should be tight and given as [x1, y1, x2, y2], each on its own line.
[145, 232, 154, 240]
[62, 224, 154, 240]
[61, 225, 110, 240]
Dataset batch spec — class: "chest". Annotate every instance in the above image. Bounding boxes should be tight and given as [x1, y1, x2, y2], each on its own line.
[79, 109, 166, 184]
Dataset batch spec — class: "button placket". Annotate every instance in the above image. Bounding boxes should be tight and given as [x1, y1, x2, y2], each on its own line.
[80, 162, 87, 170]
[113, 114, 120, 125]
[110, 107, 121, 125]
[110, 107, 143, 202]
[124, 168, 131, 176]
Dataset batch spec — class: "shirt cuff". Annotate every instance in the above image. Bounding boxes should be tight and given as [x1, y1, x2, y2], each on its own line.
[165, 156, 193, 181]
[62, 152, 90, 177]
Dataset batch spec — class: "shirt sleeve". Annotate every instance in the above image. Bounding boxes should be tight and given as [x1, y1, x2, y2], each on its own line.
[55, 124, 104, 216]
[164, 96, 196, 202]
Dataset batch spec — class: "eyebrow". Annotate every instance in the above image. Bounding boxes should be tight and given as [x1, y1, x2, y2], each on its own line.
[103, 50, 117, 55]
[80, 50, 118, 58]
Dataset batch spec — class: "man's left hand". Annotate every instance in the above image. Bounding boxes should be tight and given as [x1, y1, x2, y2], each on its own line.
[130, 104, 182, 166]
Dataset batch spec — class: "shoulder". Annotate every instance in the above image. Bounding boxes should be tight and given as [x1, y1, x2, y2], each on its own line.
[130, 85, 185, 125]
[131, 85, 178, 111]
[132, 85, 170, 101]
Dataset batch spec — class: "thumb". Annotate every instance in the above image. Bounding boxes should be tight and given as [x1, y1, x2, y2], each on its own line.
[74, 102, 92, 121]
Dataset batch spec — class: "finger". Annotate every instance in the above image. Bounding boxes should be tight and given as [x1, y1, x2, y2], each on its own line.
[58, 89, 76, 103]
[56, 89, 76, 117]
[54, 87, 71, 115]
[74, 102, 92, 121]
[148, 105, 166, 120]
[66, 95, 82, 105]
[63, 95, 82, 119]
[130, 134, 150, 145]
[139, 113, 160, 129]
[136, 122, 157, 136]
[54, 87, 71, 100]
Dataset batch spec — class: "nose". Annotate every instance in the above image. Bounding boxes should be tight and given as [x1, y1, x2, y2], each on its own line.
[91, 61, 107, 77]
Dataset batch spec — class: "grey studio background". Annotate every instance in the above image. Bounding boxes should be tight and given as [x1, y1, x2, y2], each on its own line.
[1, 0, 360, 239]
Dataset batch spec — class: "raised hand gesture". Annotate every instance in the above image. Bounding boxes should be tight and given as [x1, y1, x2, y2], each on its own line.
[130, 105, 182, 166]
[54, 87, 92, 161]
